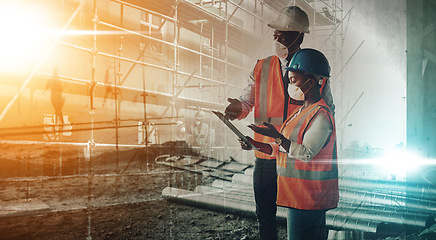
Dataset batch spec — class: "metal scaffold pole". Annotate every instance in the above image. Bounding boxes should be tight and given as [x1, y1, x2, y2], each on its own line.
[141, 44, 148, 147]
[224, 0, 229, 161]
[115, 4, 124, 174]
[86, 0, 98, 238]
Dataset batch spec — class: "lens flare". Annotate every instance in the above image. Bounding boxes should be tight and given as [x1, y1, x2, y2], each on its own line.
[0, 2, 52, 69]
[377, 149, 430, 180]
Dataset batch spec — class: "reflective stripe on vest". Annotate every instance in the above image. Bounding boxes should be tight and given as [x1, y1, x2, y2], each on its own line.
[257, 56, 271, 124]
[254, 56, 283, 126]
[277, 105, 338, 181]
[276, 145, 338, 180]
[254, 56, 287, 122]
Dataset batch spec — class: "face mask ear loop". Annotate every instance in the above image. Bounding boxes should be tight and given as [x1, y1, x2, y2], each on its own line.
[285, 32, 302, 53]
[299, 78, 310, 93]
[300, 77, 316, 95]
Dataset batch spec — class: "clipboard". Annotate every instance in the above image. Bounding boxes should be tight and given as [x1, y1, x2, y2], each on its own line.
[212, 110, 258, 151]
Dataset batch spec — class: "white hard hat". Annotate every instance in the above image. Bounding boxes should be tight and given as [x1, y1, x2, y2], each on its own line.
[268, 6, 310, 33]
[195, 110, 206, 120]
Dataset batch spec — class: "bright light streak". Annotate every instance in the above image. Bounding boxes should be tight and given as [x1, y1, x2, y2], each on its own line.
[56, 30, 128, 36]
[0, 1, 140, 70]
[339, 151, 436, 181]
[376, 149, 432, 180]
[0, 2, 52, 69]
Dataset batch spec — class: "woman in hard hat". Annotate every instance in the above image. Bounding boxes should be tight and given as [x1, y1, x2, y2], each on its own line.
[240, 48, 339, 240]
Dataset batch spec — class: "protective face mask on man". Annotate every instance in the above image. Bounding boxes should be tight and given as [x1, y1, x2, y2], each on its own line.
[273, 41, 288, 59]
[272, 32, 302, 59]
[287, 79, 311, 101]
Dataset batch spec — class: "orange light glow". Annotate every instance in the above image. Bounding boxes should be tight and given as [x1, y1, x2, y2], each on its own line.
[0, 2, 52, 70]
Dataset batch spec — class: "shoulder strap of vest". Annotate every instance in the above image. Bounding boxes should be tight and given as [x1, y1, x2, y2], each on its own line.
[277, 101, 338, 180]
[289, 105, 321, 142]
[307, 105, 334, 149]
[289, 101, 334, 142]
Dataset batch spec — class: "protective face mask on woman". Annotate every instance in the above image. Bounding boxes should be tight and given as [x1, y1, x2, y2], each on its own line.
[287, 83, 304, 101]
[273, 41, 288, 59]
[287, 79, 311, 101]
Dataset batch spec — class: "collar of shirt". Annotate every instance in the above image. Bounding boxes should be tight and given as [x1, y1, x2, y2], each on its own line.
[279, 57, 289, 78]
[279, 56, 288, 67]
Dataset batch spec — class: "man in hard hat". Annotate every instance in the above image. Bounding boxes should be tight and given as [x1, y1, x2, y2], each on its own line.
[224, 6, 334, 240]
[192, 110, 209, 150]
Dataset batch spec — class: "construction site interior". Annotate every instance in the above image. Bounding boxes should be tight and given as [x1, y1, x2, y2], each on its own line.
[0, 0, 436, 239]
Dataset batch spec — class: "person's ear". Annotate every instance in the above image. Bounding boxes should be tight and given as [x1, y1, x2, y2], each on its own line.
[310, 77, 321, 91]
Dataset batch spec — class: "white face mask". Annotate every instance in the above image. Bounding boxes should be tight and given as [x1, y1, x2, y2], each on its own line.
[273, 41, 288, 59]
[287, 84, 305, 101]
[287, 78, 312, 101]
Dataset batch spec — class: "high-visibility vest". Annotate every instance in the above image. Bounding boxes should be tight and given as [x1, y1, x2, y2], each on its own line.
[276, 99, 339, 210]
[253, 55, 301, 159]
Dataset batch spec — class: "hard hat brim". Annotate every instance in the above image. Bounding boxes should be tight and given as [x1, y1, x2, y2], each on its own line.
[267, 23, 310, 33]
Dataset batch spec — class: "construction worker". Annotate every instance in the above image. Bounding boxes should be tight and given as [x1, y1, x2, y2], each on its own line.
[241, 48, 339, 240]
[102, 64, 115, 107]
[192, 110, 209, 149]
[224, 6, 334, 240]
[46, 66, 65, 126]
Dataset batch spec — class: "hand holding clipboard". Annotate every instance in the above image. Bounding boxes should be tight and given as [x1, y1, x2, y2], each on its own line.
[212, 110, 258, 151]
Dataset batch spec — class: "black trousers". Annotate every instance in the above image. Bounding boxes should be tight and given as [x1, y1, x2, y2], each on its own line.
[287, 208, 328, 240]
[253, 157, 278, 240]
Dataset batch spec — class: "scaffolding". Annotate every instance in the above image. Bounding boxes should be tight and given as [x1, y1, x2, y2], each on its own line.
[0, 0, 345, 160]
[0, 0, 348, 182]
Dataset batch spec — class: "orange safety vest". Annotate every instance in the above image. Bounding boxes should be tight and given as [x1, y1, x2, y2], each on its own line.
[253, 55, 301, 159]
[276, 99, 339, 210]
